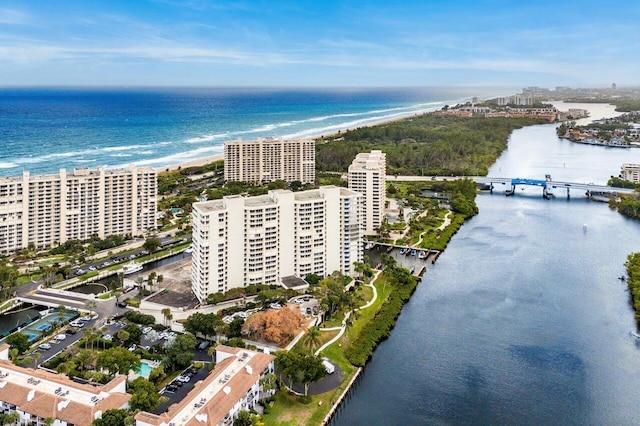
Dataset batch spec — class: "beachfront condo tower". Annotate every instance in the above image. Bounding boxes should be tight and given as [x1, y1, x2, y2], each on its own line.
[0, 165, 157, 253]
[223, 137, 315, 184]
[348, 150, 386, 235]
[191, 186, 361, 302]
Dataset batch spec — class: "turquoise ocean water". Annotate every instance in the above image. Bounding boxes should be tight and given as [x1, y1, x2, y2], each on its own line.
[0, 87, 511, 176]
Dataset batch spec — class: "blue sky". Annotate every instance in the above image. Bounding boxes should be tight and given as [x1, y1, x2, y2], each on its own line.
[0, 0, 638, 87]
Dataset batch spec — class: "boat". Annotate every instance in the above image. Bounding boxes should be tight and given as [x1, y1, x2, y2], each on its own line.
[418, 250, 427, 259]
[122, 261, 143, 275]
[630, 331, 640, 339]
[399, 247, 408, 255]
[619, 275, 626, 281]
[410, 249, 417, 256]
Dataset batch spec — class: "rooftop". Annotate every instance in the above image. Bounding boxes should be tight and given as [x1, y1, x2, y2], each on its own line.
[136, 346, 274, 426]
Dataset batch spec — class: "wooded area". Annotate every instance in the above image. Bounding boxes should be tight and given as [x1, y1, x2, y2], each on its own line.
[315, 115, 546, 176]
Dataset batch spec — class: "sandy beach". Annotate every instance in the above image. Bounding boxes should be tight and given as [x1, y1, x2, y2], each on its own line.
[162, 102, 622, 173]
[160, 108, 436, 173]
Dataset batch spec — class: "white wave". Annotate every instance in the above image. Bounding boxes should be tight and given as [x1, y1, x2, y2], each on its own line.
[0, 162, 18, 169]
[109, 153, 133, 157]
[137, 150, 155, 155]
[185, 133, 229, 144]
[130, 146, 224, 168]
[74, 159, 97, 163]
[102, 145, 145, 152]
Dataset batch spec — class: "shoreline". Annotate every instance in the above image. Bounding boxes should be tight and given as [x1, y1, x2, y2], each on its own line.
[159, 106, 449, 173]
[161, 101, 620, 174]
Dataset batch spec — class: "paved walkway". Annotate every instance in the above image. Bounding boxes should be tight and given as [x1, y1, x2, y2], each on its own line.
[315, 270, 381, 355]
[414, 210, 451, 247]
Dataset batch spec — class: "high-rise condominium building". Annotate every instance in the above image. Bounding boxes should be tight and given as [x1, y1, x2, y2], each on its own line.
[348, 150, 386, 235]
[224, 137, 315, 184]
[191, 186, 361, 302]
[621, 163, 640, 183]
[0, 165, 157, 253]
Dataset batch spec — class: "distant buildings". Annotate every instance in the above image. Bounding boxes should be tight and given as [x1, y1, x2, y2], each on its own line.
[496, 95, 533, 106]
[191, 186, 361, 301]
[0, 344, 131, 426]
[136, 346, 274, 426]
[224, 137, 315, 184]
[0, 165, 157, 254]
[348, 150, 386, 235]
[620, 164, 640, 183]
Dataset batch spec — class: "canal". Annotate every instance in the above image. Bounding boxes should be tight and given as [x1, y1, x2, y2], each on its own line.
[335, 104, 640, 425]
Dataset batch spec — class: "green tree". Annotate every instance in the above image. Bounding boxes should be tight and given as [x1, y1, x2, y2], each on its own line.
[234, 410, 252, 426]
[161, 308, 173, 327]
[96, 346, 140, 376]
[143, 237, 161, 253]
[92, 408, 129, 426]
[85, 299, 97, 317]
[76, 349, 97, 372]
[0, 263, 18, 301]
[6, 333, 30, 355]
[298, 353, 326, 396]
[57, 305, 67, 328]
[128, 377, 160, 412]
[163, 333, 196, 370]
[301, 326, 322, 354]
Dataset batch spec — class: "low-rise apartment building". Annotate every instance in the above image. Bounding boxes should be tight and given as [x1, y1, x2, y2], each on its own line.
[0, 165, 157, 253]
[191, 186, 361, 301]
[0, 344, 131, 426]
[224, 137, 315, 184]
[135, 346, 274, 426]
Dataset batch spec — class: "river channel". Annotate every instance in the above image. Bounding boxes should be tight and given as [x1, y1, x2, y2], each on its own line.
[335, 104, 640, 425]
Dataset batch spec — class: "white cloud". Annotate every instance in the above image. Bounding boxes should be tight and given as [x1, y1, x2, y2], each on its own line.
[0, 8, 28, 25]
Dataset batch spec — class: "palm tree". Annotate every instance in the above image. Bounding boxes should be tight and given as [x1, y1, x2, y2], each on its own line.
[57, 305, 67, 328]
[83, 327, 98, 350]
[207, 344, 217, 362]
[161, 308, 173, 327]
[301, 326, 322, 354]
[85, 299, 97, 317]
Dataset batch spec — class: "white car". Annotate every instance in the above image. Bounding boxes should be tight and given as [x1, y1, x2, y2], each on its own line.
[80, 316, 92, 322]
[38, 343, 51, 350]
[142, 327, 152, 334]
[102, 334, 113, 341]
[269, 303, 282, 310]
[237, 312, 249, 319]
[177, 375, 190, 383]
[55, 334, 66, 341]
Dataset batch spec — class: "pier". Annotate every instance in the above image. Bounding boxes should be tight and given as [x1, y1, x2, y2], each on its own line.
[364, 242, 441, 276]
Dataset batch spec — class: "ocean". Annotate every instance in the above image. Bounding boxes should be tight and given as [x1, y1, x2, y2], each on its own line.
[0, 86, 511, 176]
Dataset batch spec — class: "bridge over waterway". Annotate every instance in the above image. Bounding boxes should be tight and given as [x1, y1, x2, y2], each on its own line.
[386, 175, 636, 199]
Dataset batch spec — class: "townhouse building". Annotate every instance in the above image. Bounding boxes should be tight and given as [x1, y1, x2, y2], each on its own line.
[0, 345, 130, 426]
[135, 346, 274, 426]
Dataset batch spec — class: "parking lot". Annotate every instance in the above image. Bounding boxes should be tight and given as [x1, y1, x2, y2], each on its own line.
[154, 366, 210, 414]
[29, 314, 101, 367]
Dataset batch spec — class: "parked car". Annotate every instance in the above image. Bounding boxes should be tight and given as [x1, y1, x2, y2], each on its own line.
[101, 334, 112, 341]
[75, 269, 85, 275]
[38, 343, 51, 350]
[172, 380, 183, 387]
[116, 301, 127, 308]
[177, 375, 190, 383]
[55, 334, 66, 341]
[142, 326, 152, 334]
[65, 328, 77, 335]
[165, 384, 178, 392]
[128, 345, 137, 352]
[88, 266, 96, 272]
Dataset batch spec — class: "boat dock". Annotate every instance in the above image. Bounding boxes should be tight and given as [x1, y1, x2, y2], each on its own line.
[364, 243, 441, 276]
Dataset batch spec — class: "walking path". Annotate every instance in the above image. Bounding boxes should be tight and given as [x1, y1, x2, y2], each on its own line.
[414, 210, 451, 247]
[315, 270, 381, 355]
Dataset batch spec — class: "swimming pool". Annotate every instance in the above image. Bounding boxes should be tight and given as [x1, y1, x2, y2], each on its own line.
[136, 361, 153, 378]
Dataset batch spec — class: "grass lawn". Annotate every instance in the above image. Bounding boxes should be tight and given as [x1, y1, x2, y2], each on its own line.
[263, 273, 389, 426]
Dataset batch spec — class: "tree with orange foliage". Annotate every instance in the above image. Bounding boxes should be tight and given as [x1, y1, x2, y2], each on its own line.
[242, 307, 305, 345]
